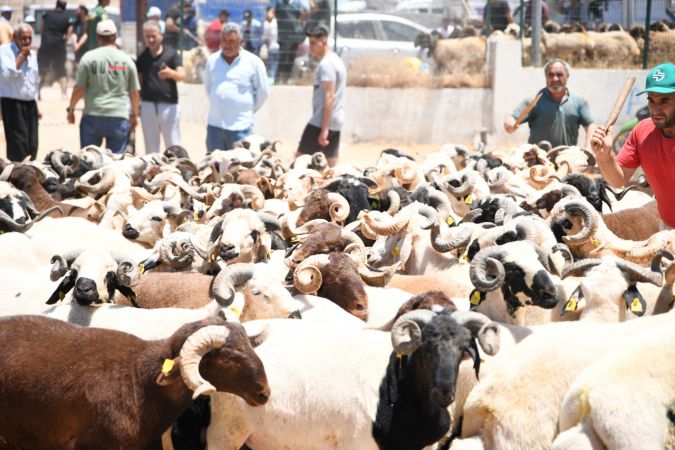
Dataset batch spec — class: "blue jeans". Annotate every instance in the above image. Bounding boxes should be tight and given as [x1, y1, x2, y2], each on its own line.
[267, 47, 279, 80]
[80, 114, 130, 154]
[206, 125, 252, 153]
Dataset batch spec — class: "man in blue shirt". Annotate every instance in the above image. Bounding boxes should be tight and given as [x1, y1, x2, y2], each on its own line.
[203, 22, 269, 152]
[0, 23, 40, 161]
[504, 59, 596, 148]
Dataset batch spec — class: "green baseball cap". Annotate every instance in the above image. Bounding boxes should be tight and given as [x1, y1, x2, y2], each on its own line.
[637, 62, 675, 95]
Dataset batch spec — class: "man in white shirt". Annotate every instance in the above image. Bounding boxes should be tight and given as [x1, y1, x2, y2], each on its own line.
[203, 22, 268, 152]
[0, 23, 40, 161]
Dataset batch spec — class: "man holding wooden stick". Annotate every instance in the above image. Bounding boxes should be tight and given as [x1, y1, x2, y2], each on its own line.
[591, 63, 675, 229]
[504, 59, 596, 148]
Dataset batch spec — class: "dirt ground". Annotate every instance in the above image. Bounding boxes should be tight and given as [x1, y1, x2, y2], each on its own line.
[0, 85, 443, 168]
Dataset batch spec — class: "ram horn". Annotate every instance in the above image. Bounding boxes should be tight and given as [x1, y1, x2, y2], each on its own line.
[386, 189, 401, 215]
[293, 218, 329, 235]
[417, 205, 438, 230]
[211, 263, 256, 306]
[514, 221, 537, 242]
[179, 325, 231, 399]
[49, 249, 84, 281]
[80, 145, 105, 169]
[172, 177, 207, 203]
[651, 249, 675, 274]
[257, 212, 281, 232]
[488, 168, 509, 189]
[469, 247, 506, 291]
[391, 309, 436, 355]
[340, 229, 366, 256]
[363, 207, 412, 236]
[394, 161, 418, 185]
[581, 148, 596, 167]
[546, 145, 568, 163]
[159, 234, 196, 269]
[606, 184, 636, 202]
[0, 163, 14, 181]
[356, 261, 399, 287]
[357, 176, 380, 194]
[561, 201, 598, 245]
[560, 184, 581, 198]
[446, 175, 472, 197]
[560, 258, 602, 279]
[111, 255, 142, 287]
[431, 221, 475, 254]
[293, 253, 331, 294]
[537, 140, 552, 152]
[75, 168, 115, 194]
[451, 311, 500, 356]
[461, 208, 483, 223]
[615, 259, 663, 286]
[426, 188, 451, 218]
[326, 192, 350, 223]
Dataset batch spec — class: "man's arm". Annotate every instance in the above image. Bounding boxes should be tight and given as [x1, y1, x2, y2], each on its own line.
[166, 16, 180, 34]
[129, 89, 140, 129]
[66, 85, 86, 124]
[252, 59, 269, 112]
[504, 115, 518, 133]
[590, 125, 636, 188]
[318, 80, 335, 147]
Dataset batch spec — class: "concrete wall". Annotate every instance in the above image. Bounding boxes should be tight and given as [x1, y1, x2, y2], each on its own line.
[180, 84, 486, 145]
[180, 42, 650, 147]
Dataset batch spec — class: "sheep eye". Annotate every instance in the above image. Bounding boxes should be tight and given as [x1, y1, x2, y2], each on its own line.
[151, 216, 162, 222]
[250, 289, 262, 296]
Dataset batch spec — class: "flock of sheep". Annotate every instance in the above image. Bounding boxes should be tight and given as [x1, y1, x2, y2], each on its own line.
[416, 19, 675, 76]
[0, 136, 673, 449]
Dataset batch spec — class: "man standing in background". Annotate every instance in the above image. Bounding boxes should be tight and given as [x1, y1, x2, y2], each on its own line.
[483, 0, 513, 33]
[67, 20, 140, 154]
[275, 0, 307, 84]
[241, 9, 262, 55]
[85, 0, 110, 51]
[0, 24, 40, 161]
[136, 20, 185, 154]
[38, 0, 71, 100]
[0, 6, 13, 44]
[296, 24, 346, 167]
[204, 23, 268, 152]
[70, 5, 88, 67]
[205, 9, 229, 53]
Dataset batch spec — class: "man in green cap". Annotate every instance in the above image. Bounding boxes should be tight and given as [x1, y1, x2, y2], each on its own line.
[591, 62, 675, 229]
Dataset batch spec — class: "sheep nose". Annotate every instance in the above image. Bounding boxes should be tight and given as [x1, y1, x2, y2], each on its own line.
[430, 387, 455, 407]
[74, 278, 99, 305]
[122, 223, 139, 238]
[219, 244, 238, 261]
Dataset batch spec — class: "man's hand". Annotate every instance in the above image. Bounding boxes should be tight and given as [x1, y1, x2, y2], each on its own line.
[129, 114, 138, 130]
[590, 125, 614, 162]
[503, 116, 518, 134]
[66, 111, 75, 124]
[19, 45, 31, 58]
[158, 67, 172, 80]
[318, 128, 329, 147]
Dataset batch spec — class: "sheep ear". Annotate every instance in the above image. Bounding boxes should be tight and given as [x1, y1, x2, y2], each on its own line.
[623, 285, 646, 317]
[46, 270, 77, 304]
[560, 285, 583, 316]
[464, 339, 481, 379]
[116, 284, 140, 308]
[156, 357, 182, 386]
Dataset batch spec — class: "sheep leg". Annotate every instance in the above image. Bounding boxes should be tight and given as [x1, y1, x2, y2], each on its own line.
[552, 421, 605, 450]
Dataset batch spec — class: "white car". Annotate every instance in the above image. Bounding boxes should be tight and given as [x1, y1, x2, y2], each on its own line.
[333, 13, 430, 63]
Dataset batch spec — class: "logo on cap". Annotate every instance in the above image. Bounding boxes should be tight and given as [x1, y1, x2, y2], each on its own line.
[653, 69, 665, 82]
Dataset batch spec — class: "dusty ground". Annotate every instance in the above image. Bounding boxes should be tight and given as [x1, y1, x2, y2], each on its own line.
[0, 85, 443, 168]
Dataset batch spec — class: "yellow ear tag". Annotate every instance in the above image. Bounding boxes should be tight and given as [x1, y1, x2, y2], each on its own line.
[290, 235, 300, 244]
[138, 263, 145, 275]
[591, 239, 601, 248]
[470, 290, 482, 305]
[375, 194, 381, 200]
[193, 211, 200, 220]
[465, 194, 473, 205]
[461, 253, 469, 263]
[391, 246, 400, 257]
[446, 216, 455, 226]
[630, 298, 643, 313]
[210, 251, 218, 261]
[127, 295, 133, 303]
[161, 358, 175, 376]
[229, 306, 241, 318]
[565, 297, 578, 312]
[396, 352, 404, 370]
[548, 162, 555, 169]
[670, 295, 675, 306]
[371, 201, 378, 208]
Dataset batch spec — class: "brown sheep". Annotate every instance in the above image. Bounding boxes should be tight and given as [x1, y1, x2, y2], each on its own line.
[0, 315, 269, 449]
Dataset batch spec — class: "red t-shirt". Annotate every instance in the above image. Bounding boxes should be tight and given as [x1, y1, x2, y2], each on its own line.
[205, 19, 223, 53]
[616, 119, 675, 227]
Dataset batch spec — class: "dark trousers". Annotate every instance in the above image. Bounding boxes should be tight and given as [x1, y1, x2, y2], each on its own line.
[1, 97, 38, 162]
[276, 41, 300, 84]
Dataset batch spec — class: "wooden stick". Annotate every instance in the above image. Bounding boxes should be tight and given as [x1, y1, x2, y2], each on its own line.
[514, 92, 543, 128]
[604, 76, 636, 129]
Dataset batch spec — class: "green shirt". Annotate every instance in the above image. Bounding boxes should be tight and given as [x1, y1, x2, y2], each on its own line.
[85, 4, 109, 51]
[76, 46, 140, 119]
[511, 88, 594, 147]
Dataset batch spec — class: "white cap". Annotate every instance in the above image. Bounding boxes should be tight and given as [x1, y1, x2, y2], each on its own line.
[96, 18, 117, 35]
[0, 5, 12, 13]
[25, 15, 36, 23]
[146, 6, 161, 18]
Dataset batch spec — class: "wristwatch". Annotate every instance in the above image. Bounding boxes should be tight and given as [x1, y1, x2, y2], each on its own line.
[66, 107, 74, 113]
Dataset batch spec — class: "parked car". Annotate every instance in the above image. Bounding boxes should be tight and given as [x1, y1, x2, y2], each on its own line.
[293, 12, 431, 77]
